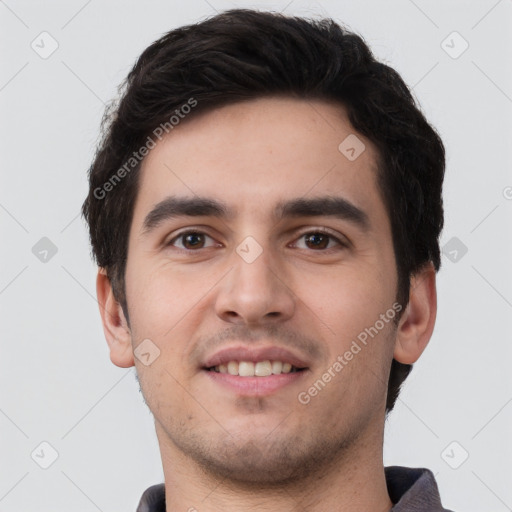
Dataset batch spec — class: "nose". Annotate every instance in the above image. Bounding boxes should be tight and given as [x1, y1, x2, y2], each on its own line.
[214, 242, 296, 327]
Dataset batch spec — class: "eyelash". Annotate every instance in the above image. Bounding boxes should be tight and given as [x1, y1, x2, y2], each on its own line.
[165, 228, 348, 252]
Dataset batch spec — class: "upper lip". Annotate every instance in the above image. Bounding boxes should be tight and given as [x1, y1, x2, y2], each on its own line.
[202, 345, 310, 369]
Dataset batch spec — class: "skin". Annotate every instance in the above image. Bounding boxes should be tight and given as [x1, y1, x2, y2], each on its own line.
[97, 97, 437, 512]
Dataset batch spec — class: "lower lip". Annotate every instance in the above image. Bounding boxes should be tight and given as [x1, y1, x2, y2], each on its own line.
[203, 369, 308, 396]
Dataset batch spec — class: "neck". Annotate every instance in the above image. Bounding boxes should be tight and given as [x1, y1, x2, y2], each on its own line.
[155, 420, 393, 512]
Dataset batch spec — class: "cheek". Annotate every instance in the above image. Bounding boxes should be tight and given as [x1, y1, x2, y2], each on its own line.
[292, 263, 395, 336]
[126, 261, 201, 327]
[135, 361, 193, 427]
[292, 262, 397, 396]
[125, 261, 220, 374]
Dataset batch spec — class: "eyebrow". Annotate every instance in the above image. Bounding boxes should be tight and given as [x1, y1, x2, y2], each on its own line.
[141, 196, 234, 236]
[140, 195, 370, 236]
[274, 196, 370, 231]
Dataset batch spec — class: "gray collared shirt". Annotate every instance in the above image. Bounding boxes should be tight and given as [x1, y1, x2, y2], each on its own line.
[136, 466, 455, 511]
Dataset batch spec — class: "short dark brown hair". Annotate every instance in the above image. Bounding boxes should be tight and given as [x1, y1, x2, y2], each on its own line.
[82, 8, 445, 414]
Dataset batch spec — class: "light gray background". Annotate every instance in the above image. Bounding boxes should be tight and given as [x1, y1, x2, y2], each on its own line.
[1, 1, 511, 511]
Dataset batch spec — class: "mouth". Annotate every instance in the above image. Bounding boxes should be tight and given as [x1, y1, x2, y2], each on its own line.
[205, 360, 306, 376]
[201, 345, 310, 396]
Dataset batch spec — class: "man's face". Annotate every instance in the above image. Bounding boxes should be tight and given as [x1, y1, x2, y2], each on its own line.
[124, 97, 399, 483]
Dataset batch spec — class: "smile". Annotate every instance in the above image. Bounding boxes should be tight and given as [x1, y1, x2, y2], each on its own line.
[207, 360, 304, 376]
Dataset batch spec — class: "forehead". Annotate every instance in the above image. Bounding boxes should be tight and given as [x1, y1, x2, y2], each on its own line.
[132, 97, 386, 226]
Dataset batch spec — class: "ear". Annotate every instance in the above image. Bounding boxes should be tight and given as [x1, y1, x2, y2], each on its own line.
[96, 268, 134, 368]
[394, 262, 437, 365]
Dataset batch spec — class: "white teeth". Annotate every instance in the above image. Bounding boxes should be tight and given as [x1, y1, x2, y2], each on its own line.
[210, 360, 301, 376]
[282, 363, 292, 373]
[254, 360, 272, 377]
[227, 361, 239, 375]
[238, 361, 254, 377]
[271, 361, 283, 374]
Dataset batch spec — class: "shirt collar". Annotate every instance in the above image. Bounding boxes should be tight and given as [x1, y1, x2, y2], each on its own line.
[136, 466, 452, 512]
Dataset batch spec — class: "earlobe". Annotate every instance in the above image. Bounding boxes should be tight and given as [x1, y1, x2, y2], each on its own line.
[393, 263, 437, 365]
[96, 269, 135, 368]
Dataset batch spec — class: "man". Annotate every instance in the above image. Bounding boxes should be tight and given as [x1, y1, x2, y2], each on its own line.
[82, 8, 454, 512]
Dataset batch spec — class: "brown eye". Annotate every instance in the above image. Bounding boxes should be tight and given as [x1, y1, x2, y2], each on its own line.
[293, 230, 344, 251]
[304, 232, 330, 249]
[182, 232, 205, 249]
[168, 231, 216, 250]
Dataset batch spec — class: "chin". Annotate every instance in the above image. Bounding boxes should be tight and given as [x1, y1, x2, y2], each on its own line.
[174, 426, 354, 488]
